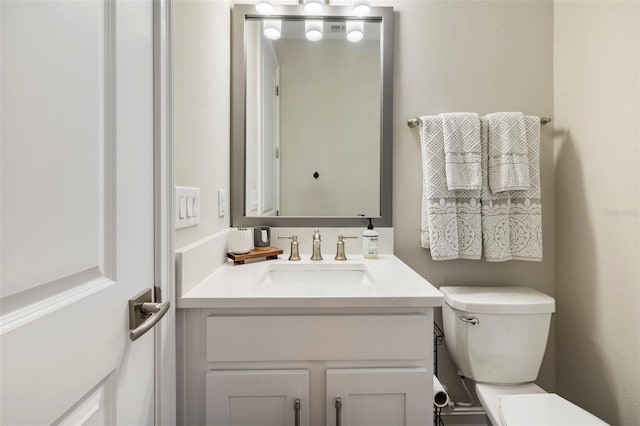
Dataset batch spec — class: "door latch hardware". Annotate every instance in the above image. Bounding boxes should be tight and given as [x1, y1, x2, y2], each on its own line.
[128, 288, 170, 341]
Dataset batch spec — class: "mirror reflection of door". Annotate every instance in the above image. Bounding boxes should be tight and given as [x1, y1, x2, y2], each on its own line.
[260, 40, 280, 216]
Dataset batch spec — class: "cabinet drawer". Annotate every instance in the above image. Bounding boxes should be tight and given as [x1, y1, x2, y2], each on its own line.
[206, 315, 430, 362]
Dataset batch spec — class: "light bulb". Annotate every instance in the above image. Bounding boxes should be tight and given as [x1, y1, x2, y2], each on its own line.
[346, 21, 364, 42]
[305, 20, 323, 41]
[263, 20, 281, 40]
[303, 0, 324, 13]
[351, 0, 371, 17]
[256, 0, 276, 15]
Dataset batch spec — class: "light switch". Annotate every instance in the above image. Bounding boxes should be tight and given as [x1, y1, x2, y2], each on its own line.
[179, 196, 186, 219]
[192, 195, 199, 217]
[218, 189, 226, 217]
[186, 196, 193, 218]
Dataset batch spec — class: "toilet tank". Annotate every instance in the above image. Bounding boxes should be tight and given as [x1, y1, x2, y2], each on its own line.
[440, 286, 555, 384]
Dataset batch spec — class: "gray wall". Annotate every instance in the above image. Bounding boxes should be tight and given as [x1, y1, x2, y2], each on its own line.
[386, 0, 555, 399]
[554, 2, 640, 424]
[174, 0, 231, 249]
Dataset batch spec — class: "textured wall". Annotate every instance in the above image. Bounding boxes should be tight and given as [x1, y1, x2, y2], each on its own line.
[174, 0, 230, 249]
[554, 2, 640, 424]
[385, 0, 555, 400]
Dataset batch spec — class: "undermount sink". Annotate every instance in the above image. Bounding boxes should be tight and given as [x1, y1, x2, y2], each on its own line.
[258, 263, 376, 288]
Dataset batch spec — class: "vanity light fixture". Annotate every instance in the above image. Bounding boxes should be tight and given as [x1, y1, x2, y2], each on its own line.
[255, 0, 276, 15]
[305, 20, 323, 41]
[263, 19, 282, 40]
[346, 21, 364, 42]
[303, 0, 324, 13]
[351, 0, 371, 16]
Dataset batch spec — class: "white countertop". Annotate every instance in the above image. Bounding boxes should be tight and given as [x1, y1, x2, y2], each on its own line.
[178, 254, 443, 309]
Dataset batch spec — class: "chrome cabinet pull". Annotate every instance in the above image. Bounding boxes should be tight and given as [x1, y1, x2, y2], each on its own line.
[335, 397, 342, 426]
[459, 315, 479, 326]
[129, 288, 171, 341]
[294, 398, 301, 426]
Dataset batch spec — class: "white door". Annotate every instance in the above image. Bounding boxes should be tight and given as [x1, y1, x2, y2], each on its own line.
[1, 0, 161, 424]
[206, 369, 309, 426]
[259, 40, 280, 216]
[326, 368, 431, 426]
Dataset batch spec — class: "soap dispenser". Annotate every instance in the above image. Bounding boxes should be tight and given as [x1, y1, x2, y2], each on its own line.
[362, 218, 379, 259]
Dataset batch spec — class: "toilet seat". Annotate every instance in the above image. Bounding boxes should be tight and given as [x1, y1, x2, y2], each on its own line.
[476, 383, 546, 426]
[499, 393, 609, 426]
[475, 383, 608, 426]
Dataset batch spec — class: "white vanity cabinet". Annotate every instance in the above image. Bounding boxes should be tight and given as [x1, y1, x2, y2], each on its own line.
[179, 310, 435, 426]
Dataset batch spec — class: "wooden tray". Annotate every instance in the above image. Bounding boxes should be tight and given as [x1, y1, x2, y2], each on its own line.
[227, 247, 283, 265]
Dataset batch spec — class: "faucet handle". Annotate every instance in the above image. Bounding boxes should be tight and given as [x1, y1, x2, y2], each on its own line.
[278, 236, 301, 261]
[335, 235, 358, 261]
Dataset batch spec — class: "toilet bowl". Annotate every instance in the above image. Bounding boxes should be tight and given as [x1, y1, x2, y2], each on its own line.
[440, 286, 609, 426]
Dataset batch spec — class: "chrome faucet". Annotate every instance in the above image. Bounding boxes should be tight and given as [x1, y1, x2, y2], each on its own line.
[335, 235, 358, 261]
[278, 235, 301, 261]
[311, 230, 323, 261]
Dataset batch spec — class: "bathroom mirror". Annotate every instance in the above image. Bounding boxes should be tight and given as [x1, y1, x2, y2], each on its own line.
[231, 4, 393, 227]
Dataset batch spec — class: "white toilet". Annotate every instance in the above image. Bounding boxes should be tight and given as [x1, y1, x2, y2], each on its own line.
[440, 286, 609, 426]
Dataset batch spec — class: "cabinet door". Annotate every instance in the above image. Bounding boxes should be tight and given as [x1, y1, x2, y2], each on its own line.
[206, 369, 309, 426]
[326, 368, 431, 426]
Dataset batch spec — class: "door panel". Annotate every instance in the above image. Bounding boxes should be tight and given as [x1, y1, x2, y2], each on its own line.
[326, 368, 431, 426]
[1, 0, 156, 424]
[1, 0, 103, 297]
[54, 378, 113, 426]
[206, 369, 310, 426]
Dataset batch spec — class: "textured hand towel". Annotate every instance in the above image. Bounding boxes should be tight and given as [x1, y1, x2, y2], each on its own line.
[420, 116, 482, 260]
[481, 116, 542, 262]
[441, 113, 482, 191]
[486, 112, 530, 193]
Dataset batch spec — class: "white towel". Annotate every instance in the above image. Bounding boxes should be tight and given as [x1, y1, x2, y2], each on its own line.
[420, 116, 482, 260]
[481, 116, 542, 261]
[441, 113, 482, 191]
[486, 112, 530, 193]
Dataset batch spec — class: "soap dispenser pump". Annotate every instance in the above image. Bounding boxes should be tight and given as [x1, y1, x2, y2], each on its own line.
[362, 218, 379, 259]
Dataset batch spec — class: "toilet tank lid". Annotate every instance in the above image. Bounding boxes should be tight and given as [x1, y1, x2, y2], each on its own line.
[439, 286, 555, 314]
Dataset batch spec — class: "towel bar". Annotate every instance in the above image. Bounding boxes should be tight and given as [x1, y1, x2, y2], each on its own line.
[407, 116, 552, 128]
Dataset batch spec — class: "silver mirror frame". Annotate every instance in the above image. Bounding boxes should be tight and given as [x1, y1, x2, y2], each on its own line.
[231, 4, 393, 227]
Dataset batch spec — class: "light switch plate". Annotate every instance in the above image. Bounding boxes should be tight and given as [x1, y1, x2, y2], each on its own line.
[175, 186, 200, 229]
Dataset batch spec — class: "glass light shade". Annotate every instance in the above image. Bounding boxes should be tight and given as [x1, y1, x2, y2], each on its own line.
[351, 0, 371, 16]
[305, 20, 323, 42]
[303, 0, 324, 13]
[255, 0, 276, 15]
[263, 20, 282, 40]
[346, 21, 364, 42]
